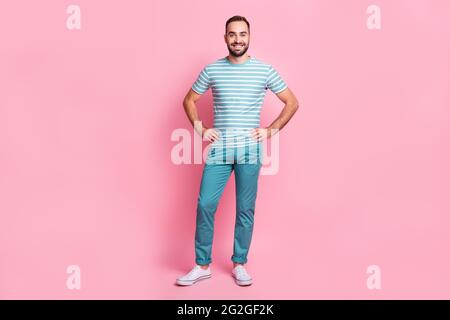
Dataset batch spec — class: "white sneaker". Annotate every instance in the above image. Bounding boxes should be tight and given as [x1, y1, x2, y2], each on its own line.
[176, 265, 212, 286]
[232, 265, 253, 286]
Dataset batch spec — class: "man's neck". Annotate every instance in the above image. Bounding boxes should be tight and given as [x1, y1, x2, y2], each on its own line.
[226, 54, 250, 64]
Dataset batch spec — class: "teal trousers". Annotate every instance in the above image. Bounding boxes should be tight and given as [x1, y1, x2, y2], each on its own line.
[195, 143, 263, 265]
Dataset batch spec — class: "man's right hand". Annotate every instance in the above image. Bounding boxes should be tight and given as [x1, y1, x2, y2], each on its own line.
[202, 127, 220, 143]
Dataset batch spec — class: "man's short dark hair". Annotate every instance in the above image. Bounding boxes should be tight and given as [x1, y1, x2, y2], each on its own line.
[225, 15, 250, 33]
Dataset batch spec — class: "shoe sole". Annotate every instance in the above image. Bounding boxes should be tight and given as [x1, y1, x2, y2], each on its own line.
[232, 273, 253, 286]
[176, 274, 212, 286]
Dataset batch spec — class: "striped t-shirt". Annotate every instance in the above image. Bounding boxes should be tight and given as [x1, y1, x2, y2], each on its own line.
[191, 55, 288, 152]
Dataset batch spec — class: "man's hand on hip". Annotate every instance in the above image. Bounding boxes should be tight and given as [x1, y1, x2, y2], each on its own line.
[202, 127, 220, 143]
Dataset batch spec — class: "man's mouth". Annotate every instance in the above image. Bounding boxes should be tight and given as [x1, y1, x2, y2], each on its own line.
[232, 44, 245, 49]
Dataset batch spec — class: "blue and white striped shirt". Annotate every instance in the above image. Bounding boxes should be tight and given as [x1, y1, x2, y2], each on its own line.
[192, 55, 287, 152]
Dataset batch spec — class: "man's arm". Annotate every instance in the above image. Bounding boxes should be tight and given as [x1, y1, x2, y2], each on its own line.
[251, 87, 299, 141]
[182, 88, 219, 142]
[268, 87, 299, 134]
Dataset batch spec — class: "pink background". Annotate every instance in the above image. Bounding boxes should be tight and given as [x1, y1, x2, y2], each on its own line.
[1, 0, 449, 299]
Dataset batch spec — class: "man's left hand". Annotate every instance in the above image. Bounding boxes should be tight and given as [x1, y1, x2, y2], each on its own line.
[250, 127, 271, 142]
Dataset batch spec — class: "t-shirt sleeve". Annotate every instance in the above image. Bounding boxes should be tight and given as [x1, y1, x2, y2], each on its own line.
[191, 66, 211, 95]
[266, 65, 288, 94]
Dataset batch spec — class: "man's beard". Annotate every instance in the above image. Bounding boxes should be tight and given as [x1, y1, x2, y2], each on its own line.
[227, 42, 250, 57]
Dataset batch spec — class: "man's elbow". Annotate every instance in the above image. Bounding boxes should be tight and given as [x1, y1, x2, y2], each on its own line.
[290, 98, 299, 112]
[183, 95, 192, 110]
[183, 90, 199, 109]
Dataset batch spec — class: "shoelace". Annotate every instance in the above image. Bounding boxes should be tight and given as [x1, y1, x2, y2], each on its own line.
[235, 267, 249, 278]
[187, 267, 198, 276]
[186, 266, 201, 277]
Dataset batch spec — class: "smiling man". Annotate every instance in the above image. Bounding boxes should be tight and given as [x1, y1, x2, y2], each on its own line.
[177, 15, 299, 286]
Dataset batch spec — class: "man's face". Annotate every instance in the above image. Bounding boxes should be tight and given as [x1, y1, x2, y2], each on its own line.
[224, 21, 250, 57]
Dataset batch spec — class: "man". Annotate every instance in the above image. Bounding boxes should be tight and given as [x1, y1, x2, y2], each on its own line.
[177, 15, 299, 286]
